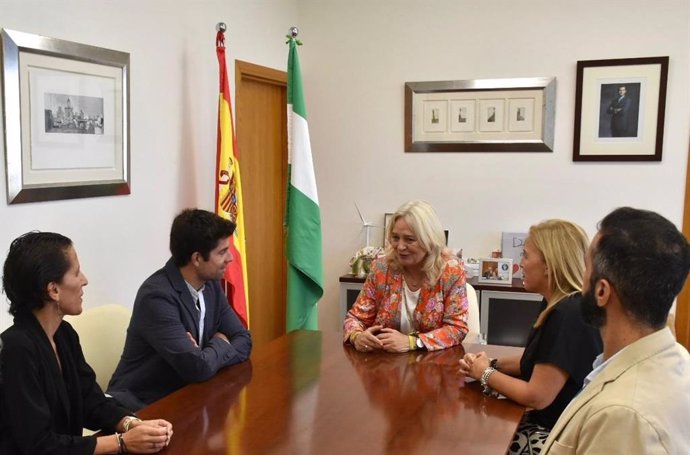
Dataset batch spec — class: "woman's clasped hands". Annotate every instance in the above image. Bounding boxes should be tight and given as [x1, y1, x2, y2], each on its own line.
[123, 419, 174, 453]
[458, 351, 490, 380]
[353, 325, 416, 353]
[352, 325, 384, 352]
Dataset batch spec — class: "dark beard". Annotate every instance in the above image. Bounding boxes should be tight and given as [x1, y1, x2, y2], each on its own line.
[581, 285, 606, 328]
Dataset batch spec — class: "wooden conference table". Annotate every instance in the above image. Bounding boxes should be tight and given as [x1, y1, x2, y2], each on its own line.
[138, 331, 525, 455]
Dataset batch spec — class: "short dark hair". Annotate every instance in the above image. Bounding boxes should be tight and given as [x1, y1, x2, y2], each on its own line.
[169, 209, 236, 266]
[592, 207, 690, 328]
[2, 232, 73, 317]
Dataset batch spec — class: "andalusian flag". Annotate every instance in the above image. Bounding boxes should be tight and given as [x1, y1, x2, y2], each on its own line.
[285, 34, 324, 331]
[215, 30, 249, 327]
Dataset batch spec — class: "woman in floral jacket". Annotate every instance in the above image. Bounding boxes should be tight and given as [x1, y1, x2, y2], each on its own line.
[343, 200, 469, 352]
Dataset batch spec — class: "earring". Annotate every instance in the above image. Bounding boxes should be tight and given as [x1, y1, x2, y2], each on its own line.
[56, 300, 63, 316]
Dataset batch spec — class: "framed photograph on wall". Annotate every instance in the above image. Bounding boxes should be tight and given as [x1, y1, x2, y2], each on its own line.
[573, 56, 668, 162]
[404, 77, 556, 153]
[508, 98, 535, 132]
[1, 29, 130, 204]
[383, 212, 394, 247]
[478, 258, 513, 285]
[450, 100, 475, 132]
[422, 100, 447, 133]
[478, 99, 505, 132]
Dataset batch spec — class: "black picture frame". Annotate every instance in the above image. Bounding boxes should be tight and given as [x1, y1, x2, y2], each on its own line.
[573, 56, 668, 162]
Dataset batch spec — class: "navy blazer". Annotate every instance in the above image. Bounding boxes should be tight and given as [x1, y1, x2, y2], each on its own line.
[107, 258, 252, 410]
[0, 315, 130, 455]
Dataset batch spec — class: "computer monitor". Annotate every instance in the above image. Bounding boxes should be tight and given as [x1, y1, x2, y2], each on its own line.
[479, 290, 543, 347]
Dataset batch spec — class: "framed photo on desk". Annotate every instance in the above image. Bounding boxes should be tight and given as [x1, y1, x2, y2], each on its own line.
[478, 258, 513, 285]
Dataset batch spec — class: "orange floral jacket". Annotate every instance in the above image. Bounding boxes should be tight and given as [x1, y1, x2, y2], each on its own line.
[343, 257, 469, 351]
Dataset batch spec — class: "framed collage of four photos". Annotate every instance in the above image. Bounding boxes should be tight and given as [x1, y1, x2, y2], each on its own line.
[1, 29, 130, 204]
[573, 56, 668, 162]
[404, 77, 556, 153]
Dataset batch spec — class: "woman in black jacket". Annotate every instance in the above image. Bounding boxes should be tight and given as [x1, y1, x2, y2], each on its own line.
[0, 232, 173, 455]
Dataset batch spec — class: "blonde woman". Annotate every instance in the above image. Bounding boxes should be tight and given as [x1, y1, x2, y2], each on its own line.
[459, 220, 602, 454]
[343, 200, 469, 352]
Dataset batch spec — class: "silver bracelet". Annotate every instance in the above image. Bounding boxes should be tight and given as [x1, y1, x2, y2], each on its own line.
[115, 432, 124, 454]
[480, 366, 496, 396]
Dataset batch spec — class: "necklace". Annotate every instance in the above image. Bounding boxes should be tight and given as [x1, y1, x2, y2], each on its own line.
[403, 271, 424, 291]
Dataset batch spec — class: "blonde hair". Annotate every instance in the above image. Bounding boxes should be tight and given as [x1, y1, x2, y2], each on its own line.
[529, 219, 589, 328]
[385, 200, 448, 285]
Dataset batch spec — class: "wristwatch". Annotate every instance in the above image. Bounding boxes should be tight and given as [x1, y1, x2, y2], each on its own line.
[415, 337, 424, 350]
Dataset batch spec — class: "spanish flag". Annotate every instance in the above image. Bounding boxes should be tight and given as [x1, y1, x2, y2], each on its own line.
[215, 30, 249, 328]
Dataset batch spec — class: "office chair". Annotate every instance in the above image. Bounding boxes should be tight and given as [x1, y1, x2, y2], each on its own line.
[65, 304, 131, 390]
[465, 283, 481, 343]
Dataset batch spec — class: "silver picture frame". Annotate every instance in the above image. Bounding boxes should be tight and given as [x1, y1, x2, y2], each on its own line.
[1, 29, 130, 204]
[405, 77, 556, 153]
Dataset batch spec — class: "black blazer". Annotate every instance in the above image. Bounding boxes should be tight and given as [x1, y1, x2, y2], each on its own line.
[107, 258, 252, 410]
[0, 314, 130, 455]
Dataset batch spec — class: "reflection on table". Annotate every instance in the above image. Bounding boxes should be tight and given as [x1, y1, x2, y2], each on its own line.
[137, 331, 524, 455]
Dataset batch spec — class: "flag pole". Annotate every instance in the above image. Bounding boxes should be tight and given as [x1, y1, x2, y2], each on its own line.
[215, 21, 250, 328]
[285, 26, 324, 331]
[217, 21, 227, 302]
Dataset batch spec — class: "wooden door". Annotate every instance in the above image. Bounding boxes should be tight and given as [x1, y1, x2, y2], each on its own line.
[235, 60, 288, 348]
[676, 141, 690, 349]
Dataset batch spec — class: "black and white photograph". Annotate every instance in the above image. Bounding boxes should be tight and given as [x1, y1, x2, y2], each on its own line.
[431, 108, 440, 124]
[450, 99, 475, 132]
[457, 107, 467, 123]
[516, 107, 525, 121]
[1, 28, 130, 203]
[574, 56, 668, 162]
[487, 106, 496, 123]
[45, 93, 104, 135]
[478, 99, 504, 132]
[405, 77, 556, 152]
[508, 98, 535, 132]
[598, 83, 640, 138]
[422, 99, 447, 132]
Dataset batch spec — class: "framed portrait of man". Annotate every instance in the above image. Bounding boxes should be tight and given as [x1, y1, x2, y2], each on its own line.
[574, 56, 668, 162]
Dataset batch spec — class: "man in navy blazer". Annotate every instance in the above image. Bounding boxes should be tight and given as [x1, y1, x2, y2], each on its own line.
[607, 85, 632, 137]
[107, 209, 252, 410]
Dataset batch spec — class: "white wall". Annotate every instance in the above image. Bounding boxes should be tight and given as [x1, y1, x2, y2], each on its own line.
[0, 0, 298, 331]
[1, 0, 689, 336]
[298, 0, 690, 331]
